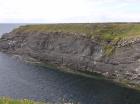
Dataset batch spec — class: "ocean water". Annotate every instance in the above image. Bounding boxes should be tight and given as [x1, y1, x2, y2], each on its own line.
[0, 24, 24, 36]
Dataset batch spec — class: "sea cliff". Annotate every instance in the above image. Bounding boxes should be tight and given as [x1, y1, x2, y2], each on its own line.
[0, 23, 140, 89]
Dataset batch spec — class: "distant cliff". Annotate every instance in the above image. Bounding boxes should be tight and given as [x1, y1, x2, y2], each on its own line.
[0, 23, 140, 89]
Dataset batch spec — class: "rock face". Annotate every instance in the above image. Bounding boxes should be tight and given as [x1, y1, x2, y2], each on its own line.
[0, 29, 140, 89]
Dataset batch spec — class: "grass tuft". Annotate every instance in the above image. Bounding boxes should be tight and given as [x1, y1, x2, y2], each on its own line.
[0, 97, 44, 104]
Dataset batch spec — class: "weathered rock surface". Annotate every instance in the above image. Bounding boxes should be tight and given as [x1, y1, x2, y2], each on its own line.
[0, 30, 140, 89]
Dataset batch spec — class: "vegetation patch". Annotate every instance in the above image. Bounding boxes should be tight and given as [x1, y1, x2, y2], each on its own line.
[0, 97, 77, 104]
[13, 23, 140, 41]
[0, 97, 44, 104]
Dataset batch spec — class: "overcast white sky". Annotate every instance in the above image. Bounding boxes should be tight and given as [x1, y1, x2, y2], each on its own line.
[0, 0, 140, 23]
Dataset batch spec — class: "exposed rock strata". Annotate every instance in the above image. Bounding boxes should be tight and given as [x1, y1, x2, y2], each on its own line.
[0, 30, 140, 89]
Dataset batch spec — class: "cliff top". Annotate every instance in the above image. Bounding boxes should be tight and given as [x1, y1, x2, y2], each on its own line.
[13, 23, 140, 42]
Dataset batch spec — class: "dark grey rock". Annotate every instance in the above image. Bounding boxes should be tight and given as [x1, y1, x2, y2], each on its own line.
[0, 31, 140, 88]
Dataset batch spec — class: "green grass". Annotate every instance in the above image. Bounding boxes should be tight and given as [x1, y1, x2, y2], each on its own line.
[0, 97, 44, 104]
[13, 23, 140, 41]
[0, 97, 78, 104]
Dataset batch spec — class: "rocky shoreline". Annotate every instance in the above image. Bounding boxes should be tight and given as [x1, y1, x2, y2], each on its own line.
[9, 54, 140, 91]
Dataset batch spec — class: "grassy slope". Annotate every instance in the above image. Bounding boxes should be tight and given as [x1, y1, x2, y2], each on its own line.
[14, 23, 140, 41]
